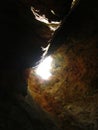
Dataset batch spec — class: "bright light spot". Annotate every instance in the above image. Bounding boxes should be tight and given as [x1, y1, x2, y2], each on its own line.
[51, 10, 56, 15]
[31, 6, 61, 31]
[31, 7, 49, 24]
[35, 56, 53, 80]
[71, 0, 78, 8]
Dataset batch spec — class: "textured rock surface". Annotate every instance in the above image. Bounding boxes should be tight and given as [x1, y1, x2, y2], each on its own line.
[0, 0, 98, 129]
[28, 0, 98, 129]
[29, 36, 98, 130]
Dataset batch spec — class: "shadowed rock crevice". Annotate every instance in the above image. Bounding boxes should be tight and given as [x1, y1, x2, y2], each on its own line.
[0, 0, 98, 130]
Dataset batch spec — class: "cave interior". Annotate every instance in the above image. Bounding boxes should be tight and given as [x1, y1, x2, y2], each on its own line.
[0, 0, 98, 130]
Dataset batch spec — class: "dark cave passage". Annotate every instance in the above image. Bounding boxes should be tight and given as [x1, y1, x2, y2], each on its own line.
[0, 0, 98, 130]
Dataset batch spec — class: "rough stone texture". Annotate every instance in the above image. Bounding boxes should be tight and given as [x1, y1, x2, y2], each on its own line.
[29, 36, 98, 130]
[28, 0, 98, 129]
[0, 94, 59, 130]
[0, 0, 98, 129]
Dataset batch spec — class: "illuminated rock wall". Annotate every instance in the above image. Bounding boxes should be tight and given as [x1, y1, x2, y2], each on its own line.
[28, 0, 98, 129]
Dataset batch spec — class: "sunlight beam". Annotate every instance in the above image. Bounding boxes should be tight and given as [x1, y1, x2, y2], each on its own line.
[35, 56, 53, 80]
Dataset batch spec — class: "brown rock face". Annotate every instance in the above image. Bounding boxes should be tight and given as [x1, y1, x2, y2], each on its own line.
[28, 0, 98, 129]
[29, 36, 98, 130]
[0, 0, 98, 129]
